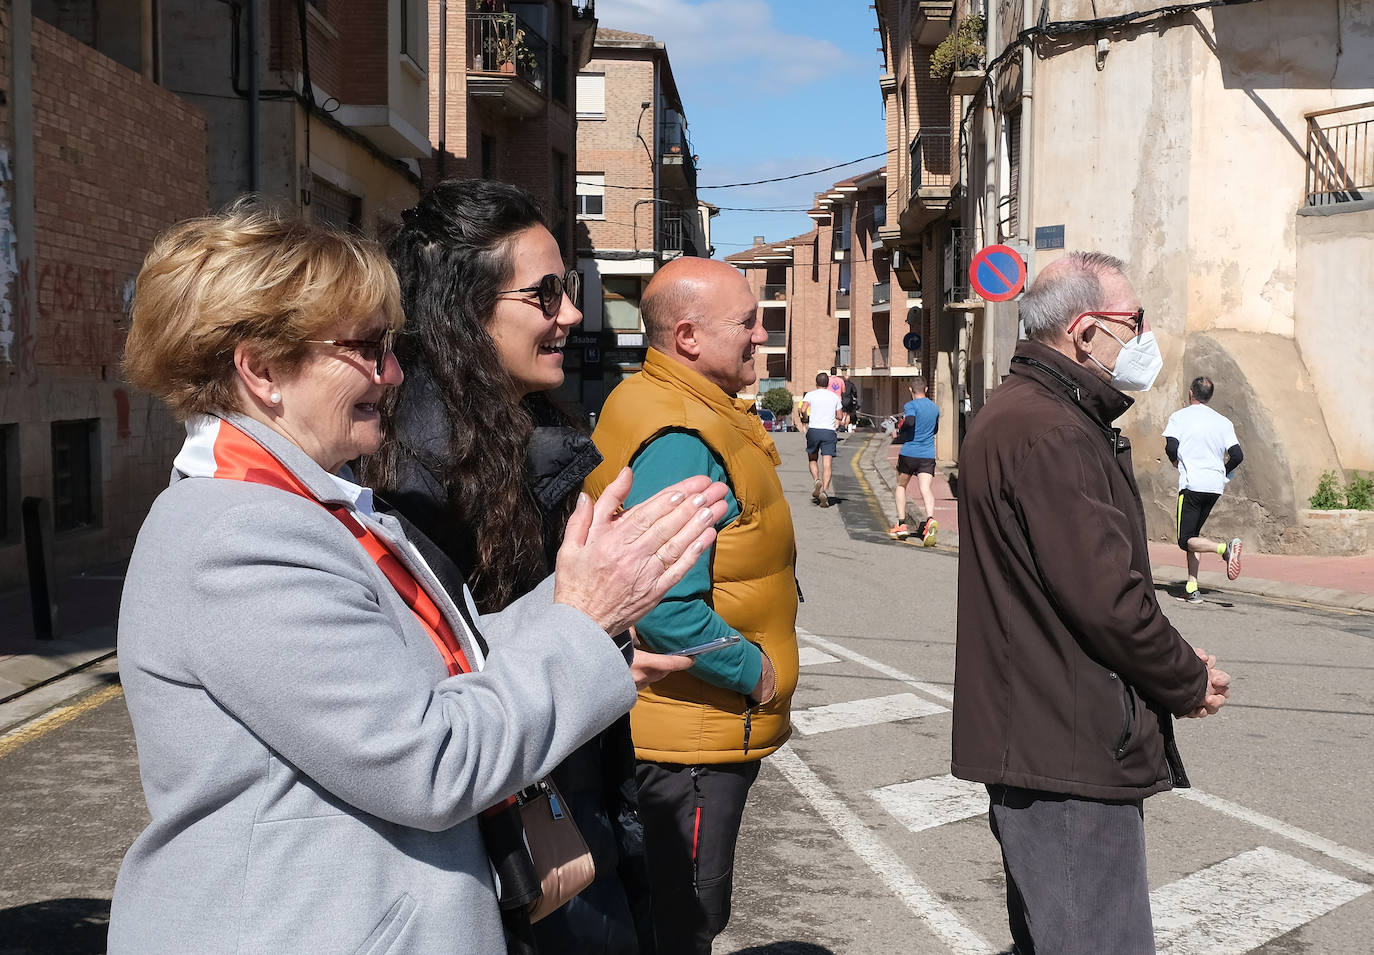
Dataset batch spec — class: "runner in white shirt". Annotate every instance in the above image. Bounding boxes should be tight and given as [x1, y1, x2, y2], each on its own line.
[800, 372, 844, 507]
[1163, 376, 1245, 602]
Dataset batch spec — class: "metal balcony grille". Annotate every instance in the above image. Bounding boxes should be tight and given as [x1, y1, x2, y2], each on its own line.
[1306, 102, 1374, 206]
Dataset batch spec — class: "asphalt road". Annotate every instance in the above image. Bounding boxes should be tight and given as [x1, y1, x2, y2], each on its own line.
[1, 430, 1371, 954]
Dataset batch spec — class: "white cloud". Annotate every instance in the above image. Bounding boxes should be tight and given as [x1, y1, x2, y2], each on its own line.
[595, 0, 858, 88]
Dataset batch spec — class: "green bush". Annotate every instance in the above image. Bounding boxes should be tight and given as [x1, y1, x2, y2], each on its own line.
[760, 387, 794, 418]
[931, 15, 986, 79]
[1309, 470, 1345, 509]
[1344, 471, 1374, 510]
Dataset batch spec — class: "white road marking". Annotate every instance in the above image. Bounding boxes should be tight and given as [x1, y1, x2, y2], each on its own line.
[1173, 788, 1374, 877]
[796, 627, 953, 703]
[769, 745, 995, 955]
[798, 645, 839, 667]
[1152, 846, 1369, 955]
[871, 774, 988, 833]
[791, 692, 946, 736]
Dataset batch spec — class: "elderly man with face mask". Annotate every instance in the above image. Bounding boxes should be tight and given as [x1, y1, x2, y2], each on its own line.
[952, 252, 1232, 955]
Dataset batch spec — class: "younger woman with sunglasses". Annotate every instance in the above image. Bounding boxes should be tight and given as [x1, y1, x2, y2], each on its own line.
[364, 179, 670, 954]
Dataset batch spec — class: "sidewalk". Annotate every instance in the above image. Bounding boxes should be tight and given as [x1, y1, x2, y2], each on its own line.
[0, 563, 123, 704]
[859, 433, 1374, 613]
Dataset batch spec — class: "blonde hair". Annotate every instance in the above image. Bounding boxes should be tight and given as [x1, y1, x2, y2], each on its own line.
[123, 202, 402, 420]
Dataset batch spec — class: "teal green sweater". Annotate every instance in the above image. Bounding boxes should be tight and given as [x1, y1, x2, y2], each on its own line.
[623, 432, 762, 695]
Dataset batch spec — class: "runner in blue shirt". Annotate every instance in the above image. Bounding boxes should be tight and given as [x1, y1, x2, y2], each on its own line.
[889, 377, 939, 545]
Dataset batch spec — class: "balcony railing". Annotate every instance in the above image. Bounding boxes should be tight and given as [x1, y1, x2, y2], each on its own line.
[757, 377, 786, 395]
[836, 289, 851, 310]
[834, 345, 850, 368]
[910, 126, 955, 197]
[873, 281, 891, 305]
[872, 345, 890, 369]
[944, 226, 975, 303]
[763, 329, 786, 348]
[468, 12, 548, 90]
[1306, 101, 1374, 206]
[760, 283, 787, 302]
[658, 207, 698, 256]
[660, 123, 698, 192]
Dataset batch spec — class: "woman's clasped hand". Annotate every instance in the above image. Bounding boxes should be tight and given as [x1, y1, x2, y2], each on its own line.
[554, 467, 728, 638]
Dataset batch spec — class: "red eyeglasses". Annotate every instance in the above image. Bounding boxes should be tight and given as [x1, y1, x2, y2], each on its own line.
[1074, 308, 1145, 337]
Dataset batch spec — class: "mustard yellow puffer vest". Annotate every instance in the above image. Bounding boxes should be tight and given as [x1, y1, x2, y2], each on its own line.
[585, 349, 799, 764]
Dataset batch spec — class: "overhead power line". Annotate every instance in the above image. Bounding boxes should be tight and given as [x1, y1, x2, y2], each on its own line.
[574, 148, 893, 193]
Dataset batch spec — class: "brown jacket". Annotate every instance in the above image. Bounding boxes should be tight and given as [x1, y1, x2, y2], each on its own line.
[952, 341, 1208, 800]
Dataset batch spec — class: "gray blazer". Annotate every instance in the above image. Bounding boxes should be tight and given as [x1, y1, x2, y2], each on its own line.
[108, 415, 637, 954]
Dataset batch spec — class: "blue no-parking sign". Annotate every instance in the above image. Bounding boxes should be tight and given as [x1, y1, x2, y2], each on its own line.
[968, 244, 1027, 302]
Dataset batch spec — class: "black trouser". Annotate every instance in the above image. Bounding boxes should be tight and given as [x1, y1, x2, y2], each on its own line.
[987, 785, 1153, 955]
[635, 760, 761, 955]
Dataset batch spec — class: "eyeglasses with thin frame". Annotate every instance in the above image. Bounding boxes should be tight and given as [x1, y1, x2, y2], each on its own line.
[1074, 308, 1145, 338]
[498, 269, 581, 319]
[300, 327, 397, 378]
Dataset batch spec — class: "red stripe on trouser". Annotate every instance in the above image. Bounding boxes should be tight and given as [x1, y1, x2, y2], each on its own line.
[692, 806, 702, 861]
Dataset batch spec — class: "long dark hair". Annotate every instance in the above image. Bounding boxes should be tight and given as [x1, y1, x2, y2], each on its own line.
[364, 179, 571, 611]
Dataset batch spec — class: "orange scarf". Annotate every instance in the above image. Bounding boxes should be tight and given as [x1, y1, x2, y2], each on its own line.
[205, 419, 472, 676]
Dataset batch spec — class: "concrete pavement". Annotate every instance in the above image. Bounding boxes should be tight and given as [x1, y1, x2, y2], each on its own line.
[859, 432, 1374, 613]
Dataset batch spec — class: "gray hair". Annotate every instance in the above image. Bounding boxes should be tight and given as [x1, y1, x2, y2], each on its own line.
[1019, 251, 1126, 342]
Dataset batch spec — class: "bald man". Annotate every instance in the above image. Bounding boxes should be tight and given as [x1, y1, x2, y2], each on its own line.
[584, 258, 799, 954]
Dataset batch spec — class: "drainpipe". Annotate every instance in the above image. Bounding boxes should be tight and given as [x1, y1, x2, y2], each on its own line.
[980, 0, 1000, 407]
[437, 0, 447, 179]
[1017, 0, 1034, 312]
[248, 0, 260, 192]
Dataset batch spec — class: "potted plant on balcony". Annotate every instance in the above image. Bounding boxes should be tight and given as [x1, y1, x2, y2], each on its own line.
[479, 2, 539, 75]
[931, 14, 985, 94]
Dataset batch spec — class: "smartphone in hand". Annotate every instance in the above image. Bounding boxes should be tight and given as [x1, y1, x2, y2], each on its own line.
[666, 635, 742, 657]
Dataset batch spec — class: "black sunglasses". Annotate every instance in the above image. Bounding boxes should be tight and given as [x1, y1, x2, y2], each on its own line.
[300, 327, 397, 377]
[498, 269, 581, 318]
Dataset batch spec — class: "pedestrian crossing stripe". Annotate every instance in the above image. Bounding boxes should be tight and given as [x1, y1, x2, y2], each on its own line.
[797, 646, 840, 667]
[1153, 846, 1368, 954]
[791, 692, 947, 736]
[870, 774, 987, 833]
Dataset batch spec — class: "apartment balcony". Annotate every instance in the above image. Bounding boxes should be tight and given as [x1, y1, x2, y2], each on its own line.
[944, 226, 978, 306]
[872, 345, 891, 370]
[467, 12, 550, 119]
[834, 345, 851, 368]
[899, 126, 956, 235]
[760, 283, 788, 305]
[836, 289, 851, 312]
[759, 325, 787, 353]
[660, 123, 698, 194]
[872, 281, 891, 313]
[915, 1, 955, 45]
[657, 208, 700, 258]
[1306, 102, 1374, 206]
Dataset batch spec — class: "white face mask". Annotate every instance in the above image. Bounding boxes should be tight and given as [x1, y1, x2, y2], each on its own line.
[1089, 324, 1163, 391]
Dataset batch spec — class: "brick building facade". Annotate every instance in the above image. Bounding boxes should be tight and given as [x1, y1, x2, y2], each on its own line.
[1, 7, 208, 591]
[571, 27, 709, 413]
[424, 1, 596, 258]
[726, 170, 919, 419]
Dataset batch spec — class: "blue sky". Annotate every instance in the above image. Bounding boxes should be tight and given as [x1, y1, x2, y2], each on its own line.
[594, 0, 889, 258]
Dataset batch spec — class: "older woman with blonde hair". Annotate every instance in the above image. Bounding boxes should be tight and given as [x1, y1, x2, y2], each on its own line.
[108, 204, 725, 955]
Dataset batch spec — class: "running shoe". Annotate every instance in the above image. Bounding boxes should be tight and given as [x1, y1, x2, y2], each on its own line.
[922, 518, 938, 547]
[812, 480, 823, 503]
[888, 522, 909, 540]
[818, 492, 830, 508]
[1185, 589, 1203, 604]
[1223, 537, 1243, 580]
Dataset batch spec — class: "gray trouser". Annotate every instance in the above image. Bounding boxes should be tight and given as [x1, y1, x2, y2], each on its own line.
[987, 785, 1154, 955]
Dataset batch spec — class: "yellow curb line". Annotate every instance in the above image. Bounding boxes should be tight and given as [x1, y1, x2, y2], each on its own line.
[0, 683, 124, 760]
[852, 437, 956, 553]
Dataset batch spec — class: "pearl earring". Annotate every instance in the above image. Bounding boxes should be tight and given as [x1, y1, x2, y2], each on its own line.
[269, 392, 280, 405]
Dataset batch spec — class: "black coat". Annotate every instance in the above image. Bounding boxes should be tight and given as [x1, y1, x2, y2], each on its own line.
[383, 368, 654, 955]
[952, 341, 1207, 801]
